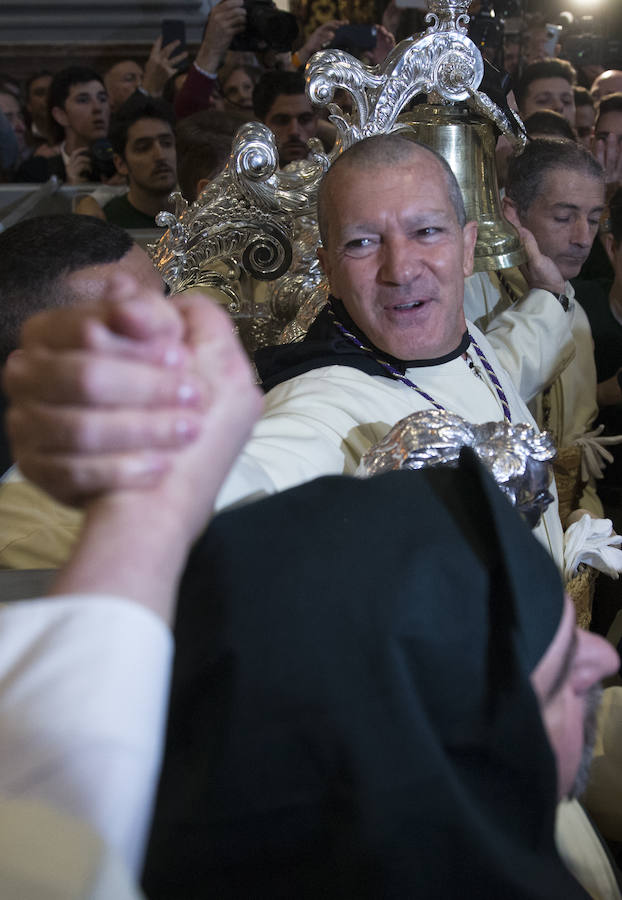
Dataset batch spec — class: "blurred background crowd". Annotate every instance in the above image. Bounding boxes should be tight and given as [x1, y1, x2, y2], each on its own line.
[0, 0, 620, 224]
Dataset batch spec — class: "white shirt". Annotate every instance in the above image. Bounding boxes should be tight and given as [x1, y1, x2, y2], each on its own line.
[0, 594, 172, 878]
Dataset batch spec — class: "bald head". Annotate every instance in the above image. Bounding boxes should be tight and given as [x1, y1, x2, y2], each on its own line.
[317, 134, 466, 248]
[591, 70, 622, 102]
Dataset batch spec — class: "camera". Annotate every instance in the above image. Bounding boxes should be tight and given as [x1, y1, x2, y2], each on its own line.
[469, 1, 505, 66]
[89, 139, 116, 181]
[230, 0, 298, 54]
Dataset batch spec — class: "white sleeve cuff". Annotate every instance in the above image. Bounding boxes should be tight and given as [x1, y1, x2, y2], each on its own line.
[193, 60, 218, 79]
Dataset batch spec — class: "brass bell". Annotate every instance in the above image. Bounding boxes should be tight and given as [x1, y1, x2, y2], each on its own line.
[397, 104, 525, 272]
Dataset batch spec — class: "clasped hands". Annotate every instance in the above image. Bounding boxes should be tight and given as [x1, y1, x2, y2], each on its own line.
[3, 277, 263, 547]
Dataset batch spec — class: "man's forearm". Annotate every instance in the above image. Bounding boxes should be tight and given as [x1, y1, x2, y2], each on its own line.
[50, 494, 192, 624]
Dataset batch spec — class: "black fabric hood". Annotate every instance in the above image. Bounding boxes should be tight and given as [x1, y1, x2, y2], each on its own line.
[143, 457, 586, 900]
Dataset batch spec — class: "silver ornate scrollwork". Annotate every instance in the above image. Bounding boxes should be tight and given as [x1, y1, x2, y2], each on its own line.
[306, 0, 485, 152]
[150, 123, 329, 310]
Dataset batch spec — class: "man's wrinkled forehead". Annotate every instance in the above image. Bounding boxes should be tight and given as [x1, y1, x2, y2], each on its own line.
[318, 146, 451, 244]
[536, 164, 605, 206]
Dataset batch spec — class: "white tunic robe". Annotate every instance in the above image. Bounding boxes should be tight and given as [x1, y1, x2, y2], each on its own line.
[217, 321, 564, 568]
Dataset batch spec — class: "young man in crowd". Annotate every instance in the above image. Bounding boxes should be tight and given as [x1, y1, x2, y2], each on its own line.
[253, 70, 319, 166]
[515, 58, 577, 129]
[17, 66, 110, 184]
[77, 95, 177, 228]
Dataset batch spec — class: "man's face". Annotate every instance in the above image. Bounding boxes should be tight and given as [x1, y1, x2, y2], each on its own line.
[53, 80, 109, 144]
[591, 70, 622, 102]
[503, 41, 520, 76]
[595, 109, 622, 148]
[115, 118, 177, 195]
[524, 26, 553, 64]
[263, 93, 317, 165]
[531, 595, 618, 799]
[520, 77, 576, 127]
[104, 61, 143, 112]
[27, 74, 52, 129]
[575, 104, 595, 149]
[0, 91, 26, 152]
[64, 244, 165, 301]
[507, 167, 605, 280]
[317, 153, 478, 361]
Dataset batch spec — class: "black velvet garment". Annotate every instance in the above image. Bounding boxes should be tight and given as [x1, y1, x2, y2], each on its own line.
[143, 456, 587, 899]
[255, 297, 470, 393]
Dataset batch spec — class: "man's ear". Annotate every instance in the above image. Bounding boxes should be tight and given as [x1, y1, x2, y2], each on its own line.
[462, 220, 478, 277]
[113, 153, 128, 177]
[317, 245, 331, 282]
[51, 105, 68, 130]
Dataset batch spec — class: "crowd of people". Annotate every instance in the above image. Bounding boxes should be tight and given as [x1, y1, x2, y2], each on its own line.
[2, 0, 622, 897]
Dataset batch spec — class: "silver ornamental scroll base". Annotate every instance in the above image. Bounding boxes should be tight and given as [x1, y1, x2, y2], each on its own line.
[358, 409, 557, 530]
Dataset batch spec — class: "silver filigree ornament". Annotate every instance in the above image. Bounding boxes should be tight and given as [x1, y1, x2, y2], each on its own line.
[150, 123, 330, 317]
[304, 0, 524, 148]
[358, 410, 557, 529]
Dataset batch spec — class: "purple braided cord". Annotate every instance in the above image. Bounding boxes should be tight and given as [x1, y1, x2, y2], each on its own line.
[469, 334, 512, 423]
[329, 307, 511, 423]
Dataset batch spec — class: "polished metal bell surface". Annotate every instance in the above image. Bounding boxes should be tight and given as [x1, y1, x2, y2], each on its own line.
[397, 105, 526, 272]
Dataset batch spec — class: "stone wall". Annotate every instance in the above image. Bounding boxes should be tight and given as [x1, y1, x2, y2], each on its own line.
[0, 1, 207, 81]
[0, 1, 211, 43]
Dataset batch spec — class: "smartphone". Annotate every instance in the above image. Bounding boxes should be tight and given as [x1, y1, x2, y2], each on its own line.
[543, 24, 562, 58]
[329, 24, 377, 52]
[161, 19, 187, 59]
